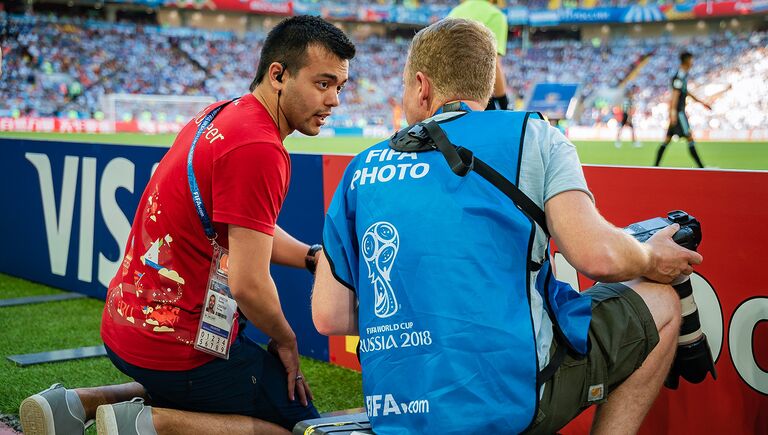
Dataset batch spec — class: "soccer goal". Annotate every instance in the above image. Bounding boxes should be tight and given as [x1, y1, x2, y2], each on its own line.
[101, 93, 216, 124]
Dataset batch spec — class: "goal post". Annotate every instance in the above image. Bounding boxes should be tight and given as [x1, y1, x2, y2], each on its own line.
[101, 93, 216, 124]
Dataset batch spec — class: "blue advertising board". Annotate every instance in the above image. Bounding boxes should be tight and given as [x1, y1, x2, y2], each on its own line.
[525, 83, 579, 120]
[528, 5, 666, 26]
[0, 138, 329, 360]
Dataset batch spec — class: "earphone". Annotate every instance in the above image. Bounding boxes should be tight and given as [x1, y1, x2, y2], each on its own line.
[275, 62, 286, 83]
[275, 62, 286, 97]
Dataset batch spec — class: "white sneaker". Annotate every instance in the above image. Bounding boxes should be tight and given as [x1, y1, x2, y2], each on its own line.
[614, 140, 622, 148]
[96, 398, 155, 435]
[633, 141, 642, 148]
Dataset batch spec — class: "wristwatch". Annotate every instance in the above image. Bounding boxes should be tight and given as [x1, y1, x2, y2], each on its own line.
[305, 244, 323, 274]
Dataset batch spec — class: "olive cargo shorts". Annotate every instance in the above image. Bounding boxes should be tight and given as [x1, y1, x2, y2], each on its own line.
[527, 282, 660, 434]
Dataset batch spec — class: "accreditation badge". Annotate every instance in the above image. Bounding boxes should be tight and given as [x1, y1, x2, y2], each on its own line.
[194, 242, 237, 359]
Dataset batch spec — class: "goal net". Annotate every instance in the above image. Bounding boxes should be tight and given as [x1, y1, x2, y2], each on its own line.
[101, 93, 216, 124]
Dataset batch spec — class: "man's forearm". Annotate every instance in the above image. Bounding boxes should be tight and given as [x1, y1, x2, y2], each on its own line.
[592, 228, 653, 282]
[582, 221, 701, 284]
[689, 93, 700, 103]
[234, 275, 296, 344]
[312, 256, 358, 336]
[689, 92, 707, 106]
[271, 225, 310, 268]
[228, 225, 297, 344]
[548, 191, 652, 283]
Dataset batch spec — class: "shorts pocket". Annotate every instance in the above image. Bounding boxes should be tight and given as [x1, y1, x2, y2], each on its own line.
[558, 355, 596, 409]
[558, 346, 608, 409]
[532, 355, 595, 434]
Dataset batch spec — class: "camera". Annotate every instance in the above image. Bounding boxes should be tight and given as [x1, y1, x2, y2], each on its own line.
[625, 210, 716, 389]
[623, 210, 701, 251]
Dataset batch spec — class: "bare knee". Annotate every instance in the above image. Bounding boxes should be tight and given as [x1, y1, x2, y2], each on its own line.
[624, 279, 681, 331]
[659, 285, 682, 330]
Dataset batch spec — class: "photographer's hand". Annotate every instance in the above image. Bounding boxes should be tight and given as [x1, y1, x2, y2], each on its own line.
[644, 224, 703, 283]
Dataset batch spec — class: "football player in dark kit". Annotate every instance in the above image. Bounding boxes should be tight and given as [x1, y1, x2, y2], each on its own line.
[615, 85, 640, 148]
[654, 51, 711, 168]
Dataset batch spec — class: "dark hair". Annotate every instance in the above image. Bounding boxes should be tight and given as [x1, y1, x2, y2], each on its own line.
[250, 15, 356, 91]
[680, 51, 693, 63]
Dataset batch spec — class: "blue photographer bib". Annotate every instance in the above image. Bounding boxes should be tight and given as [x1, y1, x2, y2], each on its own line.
[323, 109, 591, 434]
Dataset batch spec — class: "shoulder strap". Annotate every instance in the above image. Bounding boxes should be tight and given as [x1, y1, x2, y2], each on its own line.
[406, 118, 550, 237]
[472, 158, 549, 237]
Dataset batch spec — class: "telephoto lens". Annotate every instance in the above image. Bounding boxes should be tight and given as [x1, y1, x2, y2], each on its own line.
[665, 275, 717, 389]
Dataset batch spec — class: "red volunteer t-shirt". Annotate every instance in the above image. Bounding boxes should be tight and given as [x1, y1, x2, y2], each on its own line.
[101, 94, 290, 371]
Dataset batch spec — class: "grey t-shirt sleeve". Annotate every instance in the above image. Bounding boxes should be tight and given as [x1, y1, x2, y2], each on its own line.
[518, 118, 593, 262]
[539, 121, 594, 204]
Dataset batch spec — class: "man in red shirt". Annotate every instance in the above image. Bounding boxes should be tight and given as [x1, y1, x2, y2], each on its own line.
[20, 16, 354, 435]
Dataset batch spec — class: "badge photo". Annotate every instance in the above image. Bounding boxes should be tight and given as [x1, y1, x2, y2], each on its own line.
[205, 293, 217, 315]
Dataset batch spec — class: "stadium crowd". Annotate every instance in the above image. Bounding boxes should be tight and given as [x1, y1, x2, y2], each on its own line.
[1, 12, 765, 133]
[503, 38, 654, 107]
[294, 0, 685, 9]
[628, 32, 768, 132]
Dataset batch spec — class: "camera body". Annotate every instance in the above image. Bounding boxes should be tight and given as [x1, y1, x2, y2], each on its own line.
[623, 210, 701, 251]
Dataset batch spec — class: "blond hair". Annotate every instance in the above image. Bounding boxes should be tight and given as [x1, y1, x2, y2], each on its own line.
[406, 18, 497, 104]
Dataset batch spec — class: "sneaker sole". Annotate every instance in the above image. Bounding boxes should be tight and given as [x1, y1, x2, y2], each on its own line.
[19, 394, 55, 435]
[96, 405, 119, 435]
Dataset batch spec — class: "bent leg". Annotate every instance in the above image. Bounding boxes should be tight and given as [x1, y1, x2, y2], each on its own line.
[152, 407, 289, 435]
[76, 382, 147, 420]
[591, 279, 681, 435]
[95, 400, 290, 435]
[528, 282, 668, 435]
[105, 336, 318, 430]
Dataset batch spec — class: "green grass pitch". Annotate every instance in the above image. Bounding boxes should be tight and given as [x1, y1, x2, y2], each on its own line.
[2, 131, 767, 170]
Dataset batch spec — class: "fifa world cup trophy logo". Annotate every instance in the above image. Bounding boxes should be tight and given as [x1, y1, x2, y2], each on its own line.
[362, 222, 400, 318]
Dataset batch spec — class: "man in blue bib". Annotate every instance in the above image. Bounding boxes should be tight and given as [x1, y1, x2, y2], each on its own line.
[313, 19, 702, 434]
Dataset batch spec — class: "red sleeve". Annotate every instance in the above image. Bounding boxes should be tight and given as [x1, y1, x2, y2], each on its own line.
[211, 142, 290, 236]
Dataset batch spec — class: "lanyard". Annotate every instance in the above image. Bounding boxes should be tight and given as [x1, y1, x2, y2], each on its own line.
[187, 99, 236, 241]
